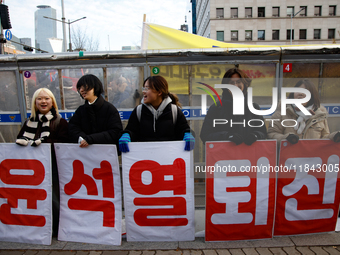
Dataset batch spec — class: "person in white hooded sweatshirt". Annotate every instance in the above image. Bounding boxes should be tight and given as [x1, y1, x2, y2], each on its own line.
[119, 75, 195, 152]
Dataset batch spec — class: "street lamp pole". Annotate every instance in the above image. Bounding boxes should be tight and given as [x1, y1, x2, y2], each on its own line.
[290, 7, 306, 45]
[61, 0, 67, 52]
[43, 16, 86, 51]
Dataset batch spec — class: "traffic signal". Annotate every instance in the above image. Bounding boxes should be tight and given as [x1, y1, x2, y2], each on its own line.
[23, 46, 33, 52]
[0, 4, 12, 29]
[0, 38, 6, 43]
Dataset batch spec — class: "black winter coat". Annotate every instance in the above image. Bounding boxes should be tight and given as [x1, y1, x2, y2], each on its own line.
[68, 95, 123, 147]
[124, 103, 192, 142]
[200, 90, 267, 144]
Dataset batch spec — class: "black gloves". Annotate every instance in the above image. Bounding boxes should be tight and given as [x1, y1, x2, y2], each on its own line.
[333, 132, 340, 143]
[244, 133, 258, 146]
[228, 133, 244, 145]
[286, 134, 299, 144]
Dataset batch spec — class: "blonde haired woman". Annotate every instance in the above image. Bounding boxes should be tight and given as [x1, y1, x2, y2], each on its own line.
[16, 87, 68, 237]
[16, 88, 68, 146]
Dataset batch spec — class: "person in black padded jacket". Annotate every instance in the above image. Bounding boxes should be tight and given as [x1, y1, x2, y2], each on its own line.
[119, 75, 195, 152]
[68, 74, 123, 150]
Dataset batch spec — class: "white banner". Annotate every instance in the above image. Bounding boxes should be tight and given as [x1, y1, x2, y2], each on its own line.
[0, 143, 52, 245]
[55, 144, 122, 245]
[122, 141, 195, 242]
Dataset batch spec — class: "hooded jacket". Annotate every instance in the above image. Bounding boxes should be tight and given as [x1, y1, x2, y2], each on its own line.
[123, 97, 192, 142]
[267, 104, 336, 143]
[200, 89, 267, 144]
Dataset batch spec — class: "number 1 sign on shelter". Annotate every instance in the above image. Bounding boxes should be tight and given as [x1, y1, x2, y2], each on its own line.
[205, 141, 277, 241]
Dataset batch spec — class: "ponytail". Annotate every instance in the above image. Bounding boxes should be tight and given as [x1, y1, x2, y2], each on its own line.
[168, 93, 182, 108]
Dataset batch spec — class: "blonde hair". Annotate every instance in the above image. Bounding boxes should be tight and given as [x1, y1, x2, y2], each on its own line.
[31, 88, 59, 119]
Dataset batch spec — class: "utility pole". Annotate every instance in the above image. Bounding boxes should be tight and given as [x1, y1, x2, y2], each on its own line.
[61, 0, 67, 52]
[0, 14, 4, 54]
[43, 16, 86, 52]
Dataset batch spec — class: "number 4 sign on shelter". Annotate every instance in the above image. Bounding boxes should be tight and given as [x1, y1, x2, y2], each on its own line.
[205, 141, 277, 241]
[122, 141, 195, 242]
[55, 144, 122, 245]
[274, 140, 340, 236]
[0, 144, 52, 245]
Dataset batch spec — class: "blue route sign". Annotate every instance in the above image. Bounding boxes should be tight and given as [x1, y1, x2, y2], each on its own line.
[5, 30, 12, 41]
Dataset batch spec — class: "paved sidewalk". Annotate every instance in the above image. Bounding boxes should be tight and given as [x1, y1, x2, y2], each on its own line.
[1, 232, 340, 255]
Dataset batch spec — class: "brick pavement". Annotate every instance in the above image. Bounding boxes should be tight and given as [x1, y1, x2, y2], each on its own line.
[1, 232, 340, 255]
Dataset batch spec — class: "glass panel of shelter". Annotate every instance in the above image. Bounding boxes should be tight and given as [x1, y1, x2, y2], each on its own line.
[0, 71, 21, 143]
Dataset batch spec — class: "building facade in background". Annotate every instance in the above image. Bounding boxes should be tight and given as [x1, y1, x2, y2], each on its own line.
[196, 0, 340, 45]
[35, 5, 57, 53]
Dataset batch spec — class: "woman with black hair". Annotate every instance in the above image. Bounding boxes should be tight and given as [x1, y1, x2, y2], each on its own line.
[68, 74, 123, 148]
[200, 68, 267, 145]
[267, 79, 340, 144]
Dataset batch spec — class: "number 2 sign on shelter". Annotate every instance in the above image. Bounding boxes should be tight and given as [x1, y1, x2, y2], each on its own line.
[205, 141, 277, 241]
[0, 144, 52, 245]
[55, 144, 122, 245]
[122, 141, 195, 242]
[274, 140, 340, 236]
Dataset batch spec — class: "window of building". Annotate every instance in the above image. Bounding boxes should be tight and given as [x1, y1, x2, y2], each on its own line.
[300, 6, 307, 16]
[272, 7, 280, 17]
[314, 29, 321, 39]
[328, 29, 335, 39]
[245, 7, 252, 18]
[258, 30, 265, 40]
[287, 6, 294, 17]
[258, 7, 265, 17]
[231, 8, 238, 18]
[231, 31, 238, 41]
[216, 31, 224, 41]
[287, 29, 294, 40]
[329, 6, 336, 16]
[314, 6, 322, 16]
[272, 30, 279, 40]
[299, 29, 307, 39]
[245, 30, 252, 40]
[216, 8, 224, 18]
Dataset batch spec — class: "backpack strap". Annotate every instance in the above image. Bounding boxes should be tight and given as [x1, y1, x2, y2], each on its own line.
[137, 104, 178, 124]
[171, 104, 178, 125]
[137, 104, 142, 122]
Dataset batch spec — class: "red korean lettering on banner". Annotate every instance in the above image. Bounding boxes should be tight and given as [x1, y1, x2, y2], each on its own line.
[64, 160, 115, 227]
[129, 158, 188, 226]
[205, 141, 277, 241]
[274, 140, 340, 235]
[0, 159, 47, 227]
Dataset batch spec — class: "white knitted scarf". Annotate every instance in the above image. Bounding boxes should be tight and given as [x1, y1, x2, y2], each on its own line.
[16, 109, 55, 146]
